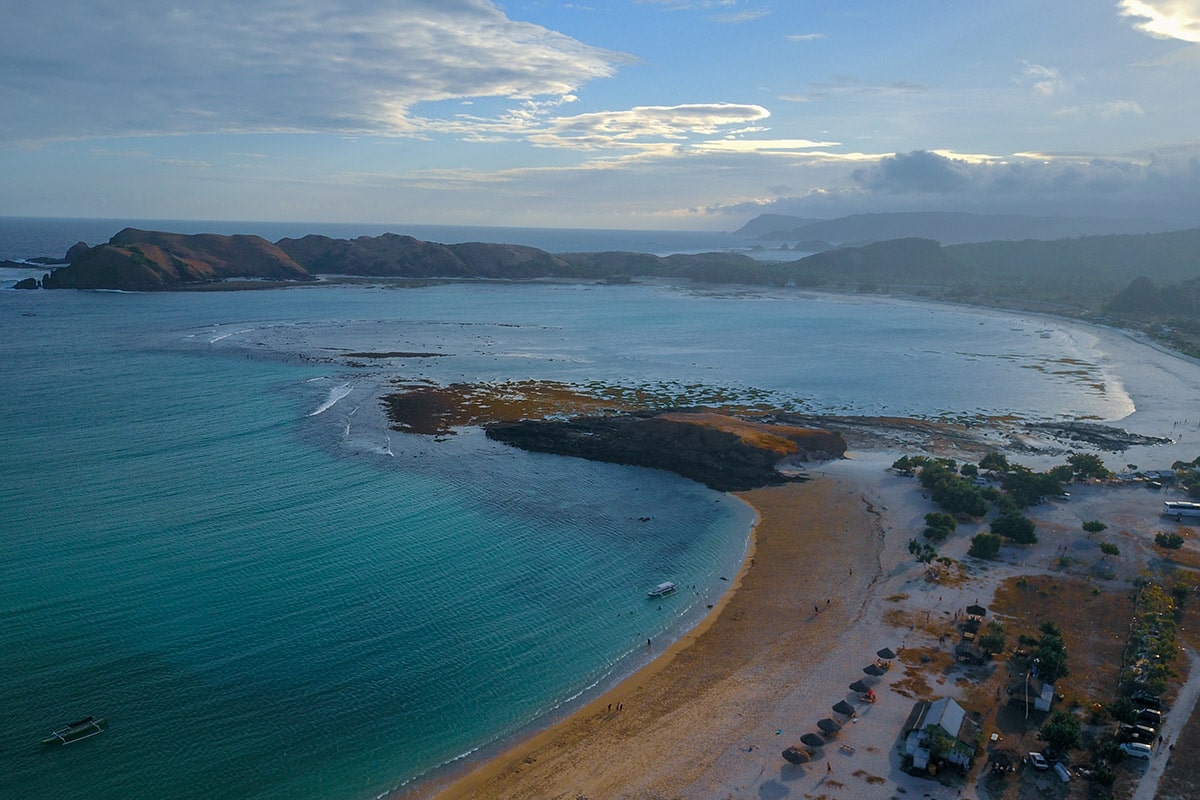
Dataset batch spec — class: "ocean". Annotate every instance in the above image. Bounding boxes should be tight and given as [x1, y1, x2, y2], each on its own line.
[0, 217, 1149, 799]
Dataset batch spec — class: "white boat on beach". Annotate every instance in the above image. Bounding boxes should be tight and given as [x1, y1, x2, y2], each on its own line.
[647, 581, 677, 598]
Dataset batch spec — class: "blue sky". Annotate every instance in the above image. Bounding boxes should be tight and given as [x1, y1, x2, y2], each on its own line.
[4, 0, 1200, 229]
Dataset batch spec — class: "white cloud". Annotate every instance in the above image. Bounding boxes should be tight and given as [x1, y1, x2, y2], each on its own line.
[1020, 62, 1071, 98]
[0, 0, 626, 144]
[1119, 0, 1200, 43]
[787, 33, 826, 41]
[526, 103, 772, 149]
[1098, 100, 1146, 117]
[713, 10, 770, 24]
[690, 138, 841, 154]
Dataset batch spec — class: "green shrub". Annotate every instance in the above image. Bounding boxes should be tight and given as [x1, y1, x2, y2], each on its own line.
[1156, 532, 1185, 549]
[969, 533, 1003, 559]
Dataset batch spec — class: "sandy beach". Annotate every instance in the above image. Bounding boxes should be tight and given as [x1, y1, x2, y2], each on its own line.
[416, 460, 935, 800]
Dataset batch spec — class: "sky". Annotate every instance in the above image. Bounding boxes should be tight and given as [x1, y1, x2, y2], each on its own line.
[4, 0, 1200, 230]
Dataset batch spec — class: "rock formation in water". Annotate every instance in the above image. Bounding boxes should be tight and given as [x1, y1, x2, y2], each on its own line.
[486, 411, 846, 492]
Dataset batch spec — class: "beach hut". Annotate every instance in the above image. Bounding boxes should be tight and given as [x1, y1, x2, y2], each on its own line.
[800, 733, 825, 749]
[966, 604, 987, 621]
[782, 746, 810, 765]
[832, 700, 856, 716]
[817, 718, 842, 735]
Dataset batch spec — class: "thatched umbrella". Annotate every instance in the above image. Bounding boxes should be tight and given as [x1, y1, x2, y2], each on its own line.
[863, 663, 886, 676]
[782, 746, 810, 765]
[832, 700, 856, 716]
[849, 679, 869, 693]
[876, 647, 897, 660]
[817, 718, 842, 734]
[800, 732, 825, 748]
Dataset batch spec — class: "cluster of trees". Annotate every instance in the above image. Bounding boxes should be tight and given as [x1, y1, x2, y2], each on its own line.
[1031, 621, 1070, 684]
[1170, 455, 1200, 498]
[1156, 532, 1185, 549]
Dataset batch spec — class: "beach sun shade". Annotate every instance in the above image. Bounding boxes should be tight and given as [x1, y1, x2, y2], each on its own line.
[876, 647, 897, 660]
[863, 664, 886, 676]
[782, 746, 810, 764]
[817, 718, 842, 734]
[800, 733, 826, 748]
[832, 700, 856, 716]
[849, 680, 869, 693]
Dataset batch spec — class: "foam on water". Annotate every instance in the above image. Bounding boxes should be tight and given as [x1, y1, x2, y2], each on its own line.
[308, 381, 354, 416]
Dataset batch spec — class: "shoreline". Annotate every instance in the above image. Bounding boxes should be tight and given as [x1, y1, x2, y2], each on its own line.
[415, 472, 888, 799]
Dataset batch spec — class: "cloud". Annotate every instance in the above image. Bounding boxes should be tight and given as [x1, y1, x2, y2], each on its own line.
[1019, 62, 1071, 98]
[787, 33, 826, 41]
[1098, 100, 1146, 117]
[715, 147, 1200, 226]
[0, 0, 626, 144]
[852, 150, 974, 193]
[523, 103, 772, 149]
[1119, 0, 1200, 43]
[712, 9, 770, 24]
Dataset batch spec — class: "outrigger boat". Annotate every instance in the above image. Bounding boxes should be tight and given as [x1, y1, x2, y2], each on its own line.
[42, 715, 106, 745]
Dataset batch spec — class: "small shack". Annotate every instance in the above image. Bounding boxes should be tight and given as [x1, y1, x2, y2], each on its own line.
[1007, 675, 1055, 713]
[903, 697, 979, 770]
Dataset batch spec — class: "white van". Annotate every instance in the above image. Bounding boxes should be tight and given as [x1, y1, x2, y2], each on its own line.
[1120, 742, 1152, 759]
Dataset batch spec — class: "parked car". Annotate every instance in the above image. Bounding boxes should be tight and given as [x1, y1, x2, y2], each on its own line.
[1026, 752, 1050, 770]
[1120, 742, 1152, 759]
[1131, 693, 1163, 710]
[1137, 708, 1163, 726]
[1119, 724, 1156, 743]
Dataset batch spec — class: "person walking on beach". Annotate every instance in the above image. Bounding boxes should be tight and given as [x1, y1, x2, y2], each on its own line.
[826, 761, 832, 774]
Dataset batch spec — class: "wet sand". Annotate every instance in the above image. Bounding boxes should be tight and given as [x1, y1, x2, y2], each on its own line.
[418, 473, 887, 799]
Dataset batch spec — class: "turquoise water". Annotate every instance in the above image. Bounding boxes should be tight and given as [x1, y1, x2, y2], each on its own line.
[0, 222, 1145, 799]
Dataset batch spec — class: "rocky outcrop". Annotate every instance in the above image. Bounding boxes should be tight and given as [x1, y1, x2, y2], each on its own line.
[42, 229, 312, 290]
[485, 411, 845, 492]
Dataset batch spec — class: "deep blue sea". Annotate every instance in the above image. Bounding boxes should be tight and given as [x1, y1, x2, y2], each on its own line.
[0, 217, 1143, 799]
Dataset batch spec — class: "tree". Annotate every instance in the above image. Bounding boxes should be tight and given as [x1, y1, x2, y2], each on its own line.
[925, 512, 957, 531]
[1001, 466, 1063, 507]
[980, 452, 1009, 472]
[924, 511, 956, 541]
[991, 511, 1037, 544]
[1067, 452, 1114, 481]
[969, 533, 1002, 559]
[960, 463, 979, 478]
[1082, 520, 1107, 532]
[1099, 541, 1120, 557]
[978, 621, 1006, 656]
[1038, 710, 1082, 752]
[908, 538, 937, 563]
[1035, 622, 1070, 683]
[1156, 532, 1185, 549]
[1109, 696, 1137, 723]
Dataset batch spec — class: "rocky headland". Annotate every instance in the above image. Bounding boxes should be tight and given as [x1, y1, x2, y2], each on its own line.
[485, 412, 846, 492]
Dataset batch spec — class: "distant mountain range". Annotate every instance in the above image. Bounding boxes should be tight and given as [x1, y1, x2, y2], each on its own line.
[734, 211, 1175, 245]
[18, 225, 1200, 331]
